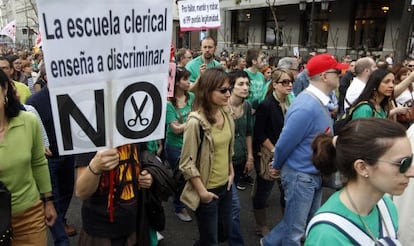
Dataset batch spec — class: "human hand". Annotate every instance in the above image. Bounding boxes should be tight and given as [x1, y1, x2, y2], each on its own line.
[244, 158, 254, 173]
[199, 190, 218, 204]
[90, 148, 119, 173]
[44, 201, 57, 227]
[139, 170, 153, 189]
[44, 147, 53, 157]
[269, 163, 280, 178]
[199, 64, 207, 74]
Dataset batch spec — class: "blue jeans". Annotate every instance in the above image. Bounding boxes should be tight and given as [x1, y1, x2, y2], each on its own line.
[262, 165, 322, 246]
[48, 156, 75, 246]
[165, 143, 186, 213]
[195, 184, 233, 246]
[230, 184, 244, 246]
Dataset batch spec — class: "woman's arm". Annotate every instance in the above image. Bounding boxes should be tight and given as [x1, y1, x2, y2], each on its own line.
[75, 149, 119, 200]
[394, 71, 414, 97]
[169, 121, 186, 135]
[189, 176, 218, 203]
[244, 135, 254, 173]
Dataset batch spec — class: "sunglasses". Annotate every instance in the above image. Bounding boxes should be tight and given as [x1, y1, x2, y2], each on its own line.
[216, 86, 233, 94]
[366, 154, 413, 173]
[276, 79, 293, 86]
[324, 69, 342, 75]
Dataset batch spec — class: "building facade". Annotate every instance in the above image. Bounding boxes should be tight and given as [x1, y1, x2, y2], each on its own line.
[173, 0, 414, 60]
[0, 0, 38, 47]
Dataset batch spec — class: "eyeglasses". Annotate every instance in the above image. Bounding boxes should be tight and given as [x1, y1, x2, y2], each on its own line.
[324, 69, 342, 75]
[276, 79, 293, 86]
[366, 154, 413, 173]
[216, 86, 233, 94]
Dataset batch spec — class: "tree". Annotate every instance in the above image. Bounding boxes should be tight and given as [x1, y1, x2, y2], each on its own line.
[395, 0, 414, 62]
[266, 0, 283, 47]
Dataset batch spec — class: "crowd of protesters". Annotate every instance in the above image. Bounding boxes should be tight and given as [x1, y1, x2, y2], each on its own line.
[1, 37, 414, 246]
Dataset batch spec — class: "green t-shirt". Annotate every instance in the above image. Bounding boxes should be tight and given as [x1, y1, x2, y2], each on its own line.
[165, 92, 195, 148]
[244, 69, 265, 109]
[232, 101, 253, 165]
[305, 191, 398, 246]
[352, 104, 387, 119]
[185, 56, 221, 83]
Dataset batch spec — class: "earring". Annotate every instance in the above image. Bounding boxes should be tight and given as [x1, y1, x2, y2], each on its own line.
[364, 174, 369, 178]
[3, 96, 7, 106]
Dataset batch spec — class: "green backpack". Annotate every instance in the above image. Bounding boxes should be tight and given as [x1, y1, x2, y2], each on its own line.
[333, 101, 375, 134]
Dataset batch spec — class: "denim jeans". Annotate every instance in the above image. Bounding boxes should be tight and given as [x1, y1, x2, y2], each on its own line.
[165, 143, 186, 213]
[229, 184, 244, 246]
[262, 165, 322, 246]
[48, 156, 75, 246]
[195, 184, 233, 246]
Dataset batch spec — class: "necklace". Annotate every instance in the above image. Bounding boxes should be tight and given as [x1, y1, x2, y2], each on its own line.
[344, 187, 380, 245]
[229, 98, 243, 119]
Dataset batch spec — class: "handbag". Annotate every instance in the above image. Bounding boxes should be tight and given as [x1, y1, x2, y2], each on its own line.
[397, 106, 414, 124]
[0, 181, 12, 246]
[257, 146, 278, 181]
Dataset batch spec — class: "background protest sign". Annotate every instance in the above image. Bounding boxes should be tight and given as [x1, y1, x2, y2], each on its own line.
[178, 0, 221, 32]
[37, 0, 172, 155]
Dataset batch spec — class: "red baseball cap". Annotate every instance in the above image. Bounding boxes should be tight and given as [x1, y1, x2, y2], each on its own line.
[307, 54, 349, 77]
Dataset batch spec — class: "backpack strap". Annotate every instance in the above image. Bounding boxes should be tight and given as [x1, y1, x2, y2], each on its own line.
[306, 212, 375, 246]
[306, 198, 398, 245]
[377, 198, 397, 239]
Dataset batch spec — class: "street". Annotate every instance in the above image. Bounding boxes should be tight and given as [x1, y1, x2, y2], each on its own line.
[50, 180, 334, 246]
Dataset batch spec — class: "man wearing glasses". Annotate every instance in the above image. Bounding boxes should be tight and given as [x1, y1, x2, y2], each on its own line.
[261, 54, 348, 246]
[175, 48, 192, 68]
[407, 59, 414, 72]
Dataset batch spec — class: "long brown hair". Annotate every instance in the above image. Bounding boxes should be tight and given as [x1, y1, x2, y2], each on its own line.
[193, 67, 228, 124]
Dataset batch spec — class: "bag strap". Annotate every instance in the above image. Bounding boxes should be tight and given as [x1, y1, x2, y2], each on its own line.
[377, 198, 397, 238]
[350, 100, 376, 117]
[306, 198, 396, 245]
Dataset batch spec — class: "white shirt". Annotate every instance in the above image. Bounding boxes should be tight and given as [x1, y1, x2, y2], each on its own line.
[306, 84, 331, 106]
[396, 89, 414, 106]
[344, 77, 366, 110]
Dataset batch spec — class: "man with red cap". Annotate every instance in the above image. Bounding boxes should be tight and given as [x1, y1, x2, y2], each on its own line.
[260, 54, 348, 246]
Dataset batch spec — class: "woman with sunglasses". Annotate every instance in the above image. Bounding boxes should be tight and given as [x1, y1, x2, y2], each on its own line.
[179, 67, 234, 245]
[165, 66, 195, 222]
[252, 69, 294, 236]
[306, 118, 414, 245]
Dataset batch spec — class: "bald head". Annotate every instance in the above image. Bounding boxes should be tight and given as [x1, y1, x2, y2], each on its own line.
[354, 57, 376, 77]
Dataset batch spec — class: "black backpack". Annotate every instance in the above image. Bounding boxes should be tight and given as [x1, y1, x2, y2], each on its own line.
[333, 101, 375, 134]
[0, 181, 12, 246]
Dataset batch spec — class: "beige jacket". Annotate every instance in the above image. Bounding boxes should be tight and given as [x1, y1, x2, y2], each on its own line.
[179, 108, 234, 211]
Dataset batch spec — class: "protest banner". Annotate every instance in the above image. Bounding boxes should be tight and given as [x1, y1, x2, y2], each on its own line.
[177, 0, 221, 32]
[36, 0, 172, 155]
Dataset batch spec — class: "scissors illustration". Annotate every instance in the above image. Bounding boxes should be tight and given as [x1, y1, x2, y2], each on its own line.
[127, 95, 149, 127]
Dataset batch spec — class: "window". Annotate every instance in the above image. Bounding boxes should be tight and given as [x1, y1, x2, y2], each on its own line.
[265, 9, 285, 46]
[231, 10, 250, 44]
[349, 0, 390, 51]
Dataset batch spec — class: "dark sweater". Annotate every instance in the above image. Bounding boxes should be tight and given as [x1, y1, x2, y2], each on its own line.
[26, 87, 60, 157]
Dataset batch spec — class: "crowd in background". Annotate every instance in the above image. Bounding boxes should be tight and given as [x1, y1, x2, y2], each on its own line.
[1, 36, 414, 246]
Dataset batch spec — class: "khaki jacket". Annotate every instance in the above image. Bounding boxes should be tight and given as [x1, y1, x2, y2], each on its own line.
[179, 108, 234, 211]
